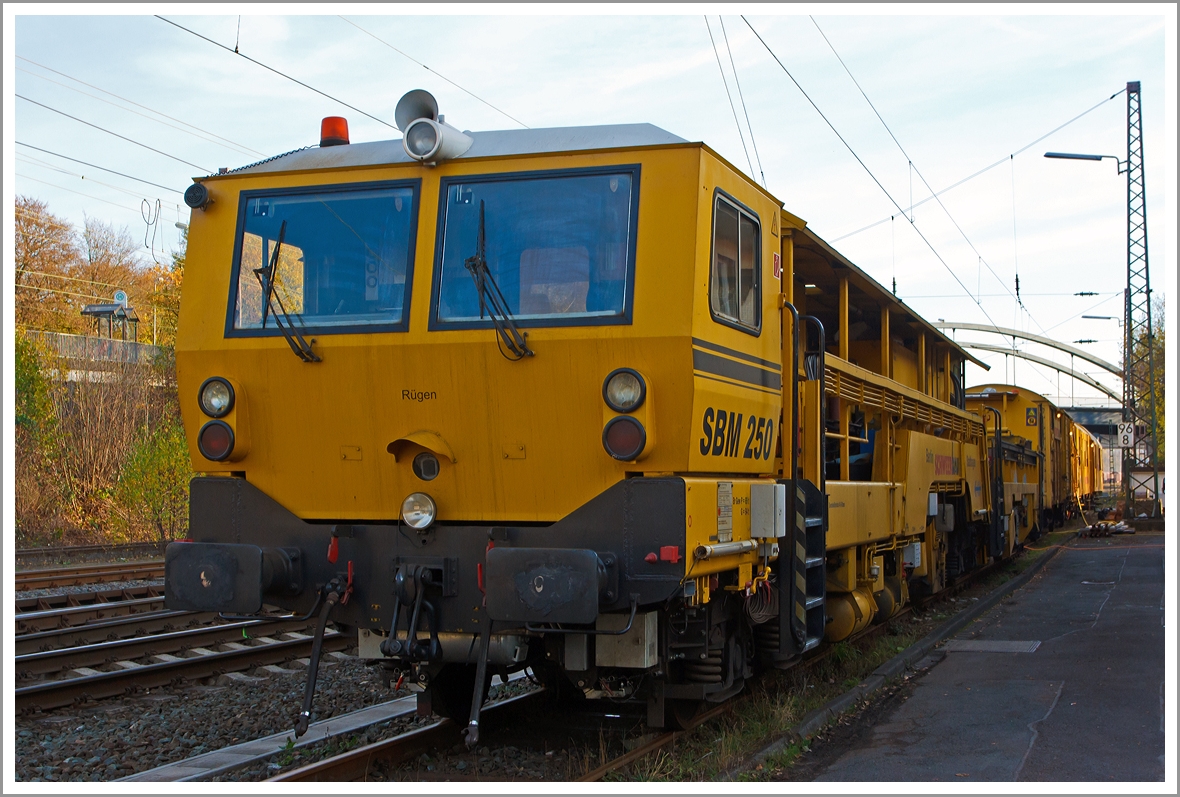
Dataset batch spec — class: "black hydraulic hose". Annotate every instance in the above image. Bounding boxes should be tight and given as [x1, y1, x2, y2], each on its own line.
[294, 588, 340, 738]
[217, 590, 324, 623]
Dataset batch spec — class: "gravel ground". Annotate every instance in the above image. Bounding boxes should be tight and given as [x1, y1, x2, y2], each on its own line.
[15, 645, 403, 782]
[220, 676, 541, 782]
[371, 694, 652, 782]
[15, 547, 163, 570]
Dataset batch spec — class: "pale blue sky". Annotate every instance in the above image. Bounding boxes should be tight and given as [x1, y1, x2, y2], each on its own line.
[6, 5, 1175, 408]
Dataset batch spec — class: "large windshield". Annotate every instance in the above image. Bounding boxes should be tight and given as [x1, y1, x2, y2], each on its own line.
[434, 168, 637, 326]
[229, 182, 417, 334]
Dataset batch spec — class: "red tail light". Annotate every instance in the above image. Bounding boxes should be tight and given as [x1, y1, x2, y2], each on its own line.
[198, 420, 235, 461]
[602, 416, 646, 461]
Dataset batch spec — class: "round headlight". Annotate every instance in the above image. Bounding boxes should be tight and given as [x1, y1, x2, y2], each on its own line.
[198, 377, 234, 418]
[602, 416, 646, 461]
[401, 492, 437, 530]
[198, 420, 235, 461]
[603, 368, 645, 413]
[404, 119, 439, 160]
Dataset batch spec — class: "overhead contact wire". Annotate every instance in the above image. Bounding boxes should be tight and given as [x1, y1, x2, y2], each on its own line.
[831, 89, 1126, 243]
[705, 16, 756, 182]
[17, 55, 264, 156]
[17, 172, 161, 215]
[17, 155, 169, 203]
[17, 63, 258, 157]
[742, 16, 1005, 335]
[16, 94, 210, 172]
[810, 15, 1045, 335]
[16, 142, 183, 194]
[155, 15, 398, 132]
[337, 16, 530, 130]
[720, 16, 766, 188]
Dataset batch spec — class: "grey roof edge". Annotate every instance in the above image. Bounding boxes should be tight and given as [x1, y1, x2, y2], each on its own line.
[210, 124, 691, 177]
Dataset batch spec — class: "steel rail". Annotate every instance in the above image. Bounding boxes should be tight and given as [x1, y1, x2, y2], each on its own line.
[16, 596, 166, 633]
[270, 689, 545, 782]
[15, 610, 215, 656]
[577, 702, 732, 782]
[17, 584, 163, 614]
[16, 561, 165, 590]
[16, 617, 315, 677]
[15, 630, 348, 713]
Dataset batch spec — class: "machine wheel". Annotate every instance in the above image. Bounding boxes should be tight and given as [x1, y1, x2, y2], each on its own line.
[666, 698, 705, 730]
[428, 664, 490, 722]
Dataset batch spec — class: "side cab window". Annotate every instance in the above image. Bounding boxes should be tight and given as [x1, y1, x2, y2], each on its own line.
[709, 192, 761, 335]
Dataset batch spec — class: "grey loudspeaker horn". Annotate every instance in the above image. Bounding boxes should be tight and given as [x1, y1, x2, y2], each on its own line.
[395, 89, 473, 164]
[395, 89, 439, 131]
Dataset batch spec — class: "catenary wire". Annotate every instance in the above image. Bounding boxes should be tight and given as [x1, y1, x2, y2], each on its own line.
[17, 55, 264, 156]
[17, 269, 125, 291]
[155, 15, 398, 132]
[742, 16, 1007, 336]
[810, 15, 1044, 333]
[830, 89, 1126, 243]
[904, 291, 1122, 299]
[15, 219, 157, 259]
[705, 17, 756, 182]
[337, 16, 530, 130]
[17, 172, 150, 216]
[16, 94, 211, 172]
[720, 16, 766, 188]
[15, 142, 183, 194]
[1043, 292, 1123, 334]
[16, 282, 105, 301]
[16, 64, 259, 158]
[17, 154, 172, 204]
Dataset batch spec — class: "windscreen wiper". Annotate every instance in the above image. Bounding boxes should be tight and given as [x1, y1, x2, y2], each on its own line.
[463, 200, 533, 361]
[253, 220, 321, 363]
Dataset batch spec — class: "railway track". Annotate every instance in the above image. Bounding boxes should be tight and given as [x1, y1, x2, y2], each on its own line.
[16, 617, 317, 677]
[256, 566, 1007, 782]
[16, 561, 165, 591]
[271, 688, 544, 782]
[16, 593, 168, 634]
[15, 627, 349, 713]
[15, 609, 218, 656]
[17, 584, 165, 614]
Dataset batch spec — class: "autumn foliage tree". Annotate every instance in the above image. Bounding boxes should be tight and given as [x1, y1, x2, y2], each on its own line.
[14, 196, 193, 546]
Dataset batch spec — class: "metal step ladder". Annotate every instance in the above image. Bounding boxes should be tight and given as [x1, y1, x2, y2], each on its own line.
[794, 478, 827, 652]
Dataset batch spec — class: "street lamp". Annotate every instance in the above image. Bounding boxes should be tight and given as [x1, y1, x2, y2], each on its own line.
[1043, 82, 1162, 520]
[1081, 314, 1123, 327]
[1044, 152, 1127, 173]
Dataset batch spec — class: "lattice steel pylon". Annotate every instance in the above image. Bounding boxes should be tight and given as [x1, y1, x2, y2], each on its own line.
[1122, 81, 1162, 518]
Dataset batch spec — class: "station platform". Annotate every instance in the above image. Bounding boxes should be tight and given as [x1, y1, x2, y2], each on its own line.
[814, 533, 1166, 782]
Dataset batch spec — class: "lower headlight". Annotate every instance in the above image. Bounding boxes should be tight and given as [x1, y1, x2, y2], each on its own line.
[401, 492, 437, 529]
[602, 416, 646, 461]
[198, 420, 235, 461]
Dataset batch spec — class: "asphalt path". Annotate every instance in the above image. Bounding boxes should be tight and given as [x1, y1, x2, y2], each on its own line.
[813, 534, 1165, 782]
